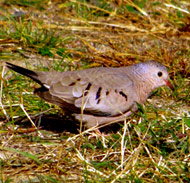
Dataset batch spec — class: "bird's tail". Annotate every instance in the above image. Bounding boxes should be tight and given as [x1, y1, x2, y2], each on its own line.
[6, 62, 42, 85]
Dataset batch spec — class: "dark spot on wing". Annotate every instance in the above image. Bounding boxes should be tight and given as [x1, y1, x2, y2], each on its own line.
[84, 82, 92, 96]
[96, 99, 101, 104]
[119, 91, 128, 101]
[85, 82, 92, 90]
[106, 90, 109, 96]
[95, 87, 102, 100]
[69, 79, 81, 86]
[115, 89, 118, 93]
[69, 82, 76, 86]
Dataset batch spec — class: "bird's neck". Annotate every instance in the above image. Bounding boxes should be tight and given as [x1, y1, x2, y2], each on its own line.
[128, 66, 156, 104]
[136, 79, 154, 104]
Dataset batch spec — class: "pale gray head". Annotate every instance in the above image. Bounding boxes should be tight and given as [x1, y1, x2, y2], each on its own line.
[133, 60, 173, 90]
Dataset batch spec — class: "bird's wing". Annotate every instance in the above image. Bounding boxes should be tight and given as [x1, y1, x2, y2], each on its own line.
[48, 68, 137, 116]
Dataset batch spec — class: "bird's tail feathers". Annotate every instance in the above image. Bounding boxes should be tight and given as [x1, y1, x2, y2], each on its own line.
[6, 62, 42, 85]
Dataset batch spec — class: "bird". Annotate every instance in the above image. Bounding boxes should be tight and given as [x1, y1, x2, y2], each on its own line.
[6, 61, 173, 129]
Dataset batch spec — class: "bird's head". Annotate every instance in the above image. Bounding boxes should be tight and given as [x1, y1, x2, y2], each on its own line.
[135, 60, 174, 90]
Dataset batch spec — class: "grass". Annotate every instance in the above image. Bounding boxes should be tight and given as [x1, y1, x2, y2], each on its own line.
[0, 0, 190, 182]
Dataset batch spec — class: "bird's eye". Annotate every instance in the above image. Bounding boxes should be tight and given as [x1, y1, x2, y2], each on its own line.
[157, 71, 163, 77]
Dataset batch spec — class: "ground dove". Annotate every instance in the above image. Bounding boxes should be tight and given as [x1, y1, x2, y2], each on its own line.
[6, 61, 173, 128]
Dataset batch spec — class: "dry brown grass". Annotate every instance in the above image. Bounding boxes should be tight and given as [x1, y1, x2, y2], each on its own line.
[0, 0, 190, 182]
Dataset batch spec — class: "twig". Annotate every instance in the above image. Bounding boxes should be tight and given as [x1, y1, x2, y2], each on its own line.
[0, 65, 9, 120]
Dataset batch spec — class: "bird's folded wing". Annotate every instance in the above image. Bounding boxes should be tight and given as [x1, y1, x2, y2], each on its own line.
[48, 70, 136, 116]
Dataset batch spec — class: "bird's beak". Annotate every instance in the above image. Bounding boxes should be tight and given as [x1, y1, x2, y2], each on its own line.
[164, 80, 174, 90]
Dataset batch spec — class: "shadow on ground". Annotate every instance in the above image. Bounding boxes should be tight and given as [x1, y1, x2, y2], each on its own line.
[13, 114, 122, 134]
